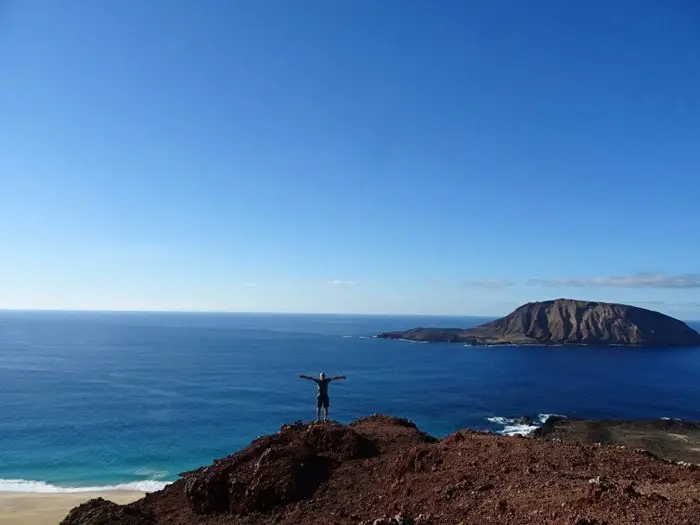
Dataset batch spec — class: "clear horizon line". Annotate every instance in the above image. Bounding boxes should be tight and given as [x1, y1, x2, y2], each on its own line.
[0, 307, 697, 323]
[0, 307, 498, 318]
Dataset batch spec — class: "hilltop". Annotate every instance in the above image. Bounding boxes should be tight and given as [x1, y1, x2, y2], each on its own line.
[61, 415, 700, 525]
[378, 299, 700, 346]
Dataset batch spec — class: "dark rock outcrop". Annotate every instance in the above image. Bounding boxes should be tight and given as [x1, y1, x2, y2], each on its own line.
[183, 421, 379, 515]
[533, 416, 700, 464]
[59, 497, 155, 525]
[378, 298, 700, 347]
[186, 443, 335, 514]
[515, 416, 534, 426]
[61, 416, 700, 525]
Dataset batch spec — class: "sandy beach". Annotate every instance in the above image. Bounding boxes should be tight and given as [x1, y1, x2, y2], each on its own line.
[0, 491, 144, 525]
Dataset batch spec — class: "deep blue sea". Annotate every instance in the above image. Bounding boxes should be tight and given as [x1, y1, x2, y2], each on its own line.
[1, 311, 700, 493]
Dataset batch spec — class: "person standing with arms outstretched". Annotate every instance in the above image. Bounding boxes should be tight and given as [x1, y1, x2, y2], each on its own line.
[299, 372, 347, 423]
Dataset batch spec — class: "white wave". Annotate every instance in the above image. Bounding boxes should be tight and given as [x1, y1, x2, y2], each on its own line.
[501, 424, 539, 436]
[486, 416, 513, 425]
[537, 413, 565, 423]
[131, 468, 169, 480]
[486, 413, 566, 436]
[0, 478, 171, 493]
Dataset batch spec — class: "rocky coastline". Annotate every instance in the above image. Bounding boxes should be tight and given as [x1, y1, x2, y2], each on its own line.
[61, 414, 700, 525]
[533, 415, 700, 465]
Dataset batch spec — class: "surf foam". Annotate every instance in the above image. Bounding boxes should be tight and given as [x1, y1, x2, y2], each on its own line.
[501, 423, 539, 436]
[486, 413, 565, 436]
[0, 478, 171, 493]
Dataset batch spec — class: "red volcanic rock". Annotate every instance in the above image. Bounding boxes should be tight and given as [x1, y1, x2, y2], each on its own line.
[61, 416, 700, 525]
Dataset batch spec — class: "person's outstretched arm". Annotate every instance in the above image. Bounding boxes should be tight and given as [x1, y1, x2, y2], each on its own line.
[329, 375, 347, 381]
[299, 374, 317, 382]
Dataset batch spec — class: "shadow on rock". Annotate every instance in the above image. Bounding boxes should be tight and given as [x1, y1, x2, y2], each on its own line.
[185, 422, 377, 516]
[59, 497, 155, 525]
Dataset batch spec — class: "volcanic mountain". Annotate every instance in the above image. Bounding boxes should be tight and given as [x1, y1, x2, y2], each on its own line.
[378, 299, 700, 347]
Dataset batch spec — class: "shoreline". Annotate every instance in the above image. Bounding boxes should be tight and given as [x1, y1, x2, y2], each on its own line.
[59, 415, 700, 525]
[0, 491, 145, 525]
[6, 415, 700, 524]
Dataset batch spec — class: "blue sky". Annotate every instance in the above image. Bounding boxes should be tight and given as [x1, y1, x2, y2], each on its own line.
[1, 0, 699, 317]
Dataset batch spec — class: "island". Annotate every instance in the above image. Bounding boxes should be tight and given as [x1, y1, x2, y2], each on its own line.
[377, 298, 700, 347]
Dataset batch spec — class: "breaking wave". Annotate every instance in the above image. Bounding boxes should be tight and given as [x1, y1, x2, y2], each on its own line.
[486, 413, 565, 436]
[0, 478, 170, 493]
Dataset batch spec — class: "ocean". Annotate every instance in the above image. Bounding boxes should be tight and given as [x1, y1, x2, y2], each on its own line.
[1, 310, 700, 493]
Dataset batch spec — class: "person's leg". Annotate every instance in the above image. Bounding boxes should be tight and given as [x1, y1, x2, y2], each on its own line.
[316, 397, 322, 423]
[323, 398, 329, 422]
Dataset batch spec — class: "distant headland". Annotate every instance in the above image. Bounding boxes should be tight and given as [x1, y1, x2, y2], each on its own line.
[378, 298, 700, 347]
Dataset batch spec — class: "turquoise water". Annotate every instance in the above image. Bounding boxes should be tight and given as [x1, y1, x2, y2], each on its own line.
[1, 310, 700, 492]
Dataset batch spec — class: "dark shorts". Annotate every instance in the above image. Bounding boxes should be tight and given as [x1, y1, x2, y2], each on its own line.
[317, 395, 329, 408]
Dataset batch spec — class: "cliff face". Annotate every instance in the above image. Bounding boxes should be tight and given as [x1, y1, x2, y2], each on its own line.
[378, 299, 700, 346]
[60, 415, 700, 525]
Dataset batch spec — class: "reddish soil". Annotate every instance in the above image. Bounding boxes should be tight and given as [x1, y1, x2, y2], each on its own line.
[61, 415, 700, 525]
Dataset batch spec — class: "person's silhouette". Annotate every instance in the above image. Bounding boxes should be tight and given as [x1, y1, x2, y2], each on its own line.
[299, 372, 347, 422]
